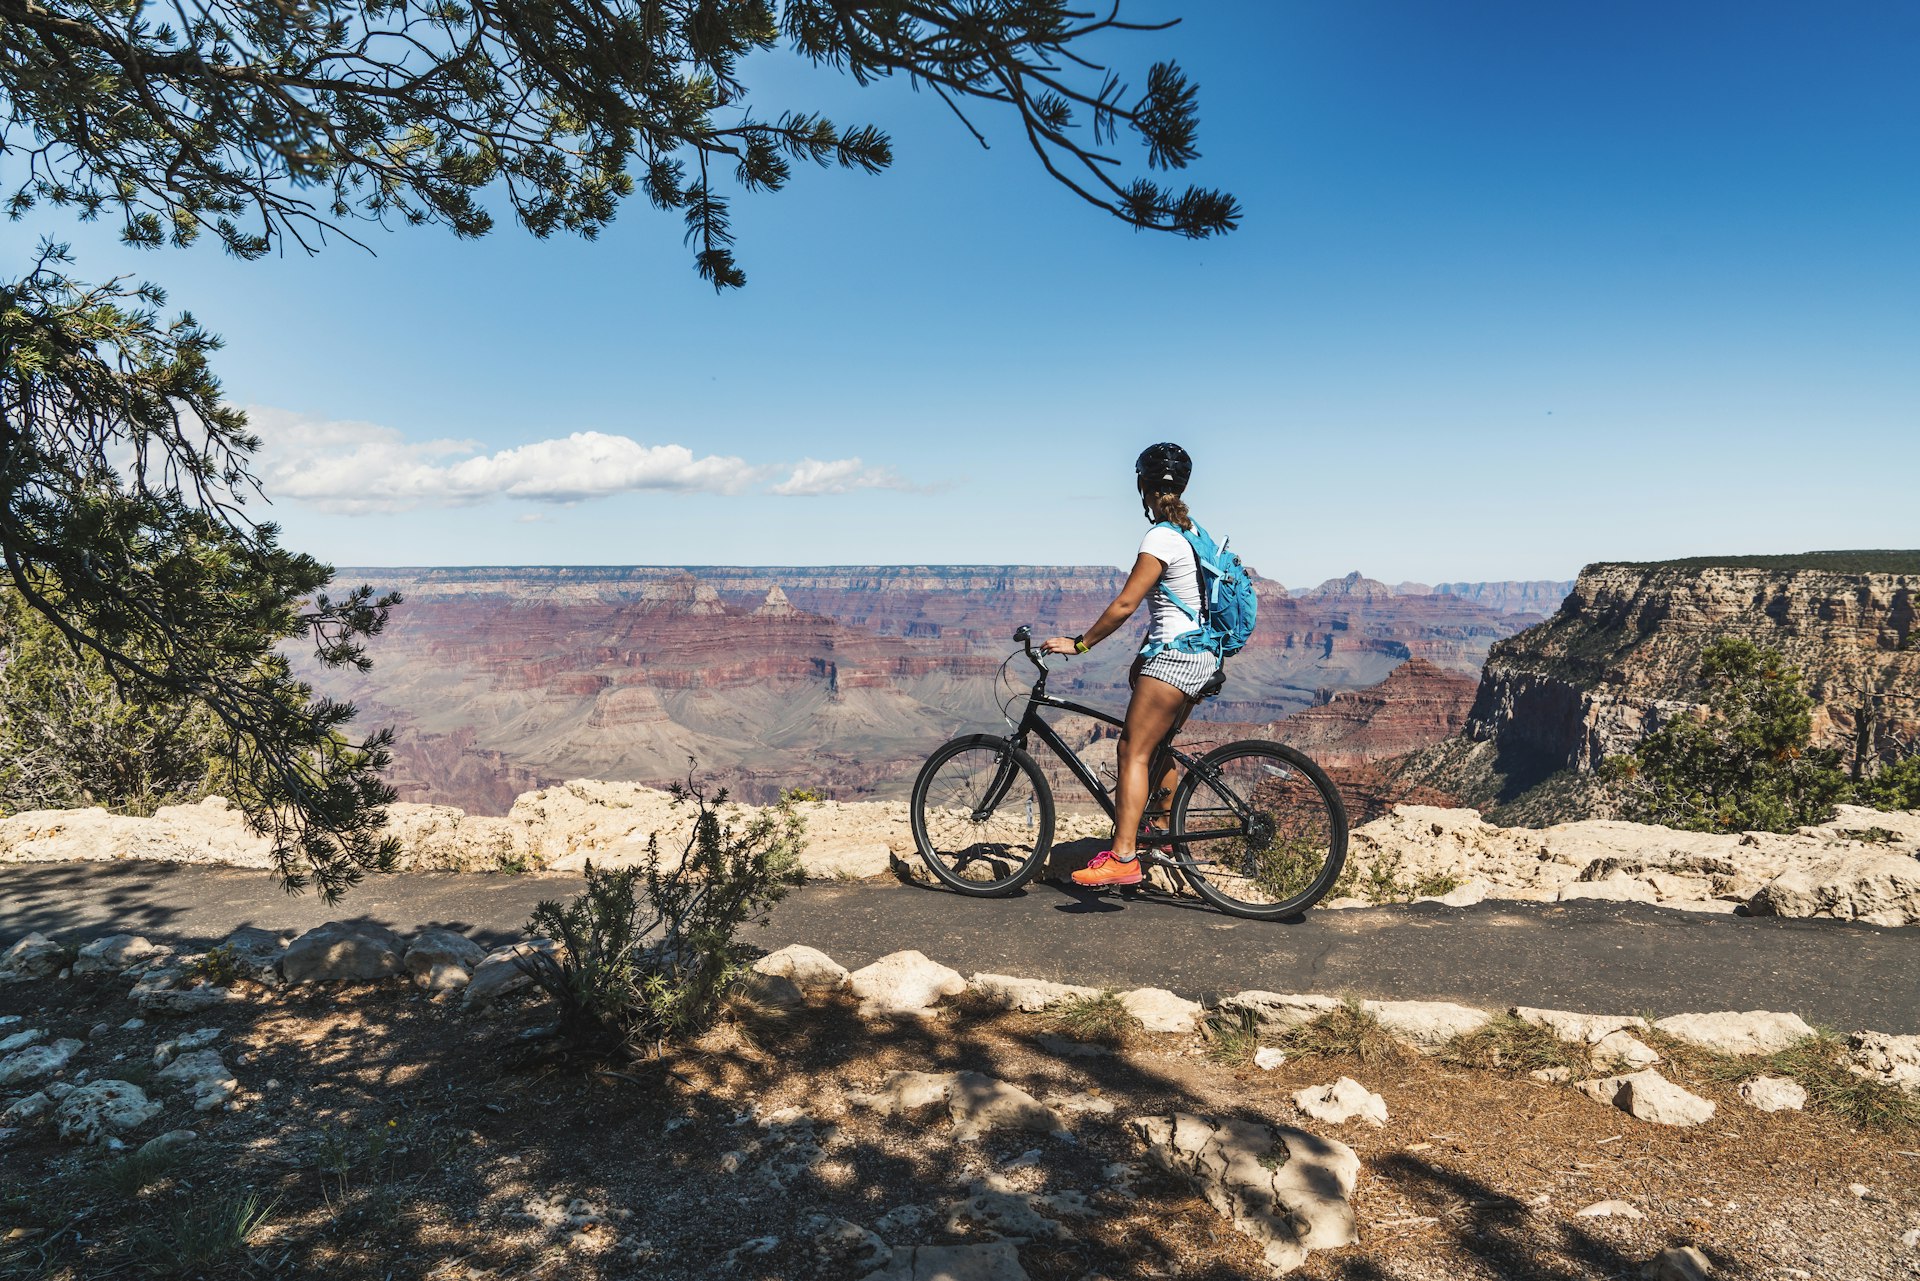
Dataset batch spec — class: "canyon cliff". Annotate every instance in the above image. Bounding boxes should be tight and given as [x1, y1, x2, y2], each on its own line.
[1405, 553, 1920, 820]
[307, 565, 1564, 811]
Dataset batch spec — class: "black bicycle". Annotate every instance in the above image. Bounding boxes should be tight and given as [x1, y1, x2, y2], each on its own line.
[908, 626, 1349, 920]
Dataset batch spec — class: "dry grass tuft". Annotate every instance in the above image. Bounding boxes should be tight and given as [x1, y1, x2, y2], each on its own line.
[1669, 1032, 1920, 1135]
[1276, 998, 1406, 1064]
[1202, 1006, 1262, 1066]
[1441, 1013, 1584, 1075]
[1048, 991, 1140, 1047]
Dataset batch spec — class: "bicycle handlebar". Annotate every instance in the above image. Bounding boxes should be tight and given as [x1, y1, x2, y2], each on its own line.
[1011, 624, 1049, 673]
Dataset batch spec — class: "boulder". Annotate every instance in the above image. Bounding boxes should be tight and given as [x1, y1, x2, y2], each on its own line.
[137, 1129, 199, 1159]
[1651, 1011, 1814, 1057]
[0, 932, 66, 981]
[0, 1029, 42, 1054]
[1360, 999, 1490, 1052]
[1254, 1047, 1288, 1071]
[1133, 1111, 1360, 1274]
[942, 1174, 1081, 1242]
[156, 1048, 238, 1112]
[54, 1080, 161, 1143]
[1291, 1077, 1389, 1128]
[801, 842, 894, 880]
[1846, 1031, 1920, 1094]
[1575, 1200, 1644, 1220]
[215, 927, 291, 986]
[382, 802, 534, 872]
[753, 944, 851, 993]
[2, 1092, 51, 1124]
[463, 939, 561, 1008]
[1749, 854, 1920, 926]
[282, 921, 404, 983]
[403, 928, 485, 992]
[1218, 991, 1344, 1029]
[967, 973, 1100, 1013]
[1736, 1075, 1807, 1112]
[133, 972, 245, 1016]
[859, 1242, 1029, 1281]
[1591, 1032, 1662, 1072]
[1577, 1069, 1715, 1127]
[72, 934, 162, 976]
[1559, 875, 1659, 904]
[848, 951, 967, 1017]
[152, 1027, 220, 1067]
[850, 1070, 953, 1122]
[1512, 1008, 1650, 1045]
[1119, 987, 1202, 1034]
[0, 1038, 82, 1087]
[735, 972, 805, 1010]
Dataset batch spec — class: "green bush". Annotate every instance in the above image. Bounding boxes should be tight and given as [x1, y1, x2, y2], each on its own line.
[516, 774, 806, 1062]
[1604, 637, 1850, 833]
[1858, 753, 1920, 812]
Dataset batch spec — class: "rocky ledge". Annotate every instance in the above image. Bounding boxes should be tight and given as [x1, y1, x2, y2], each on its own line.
[1340, 803, 1920, 925]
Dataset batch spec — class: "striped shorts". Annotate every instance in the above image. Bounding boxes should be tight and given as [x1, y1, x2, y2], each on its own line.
[1132, 648, 1221, 699]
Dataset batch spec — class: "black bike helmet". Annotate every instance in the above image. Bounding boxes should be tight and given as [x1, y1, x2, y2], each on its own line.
[1134, 442, 1192, 492]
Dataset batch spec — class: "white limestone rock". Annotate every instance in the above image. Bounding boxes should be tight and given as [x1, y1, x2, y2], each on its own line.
[1218, 991, 1344, 1029]
[404, 928, 485, 992]
[1255, 1047, 1288, 1071]
[1133, 1111, 1360, 1274]
[851, 1070, 1063, 1141]
[72, 934, 162, 976]
[1576, 1200, 1644, 1220]
[967, 973, 1100, 1013]
[1846, 1030, 1920, 1094]
[1643, 1245, 1714, 1280]
[0, 1038, 82, 1087]
[848, 951, 967, 1017]
[152, 1027, 220, 1067]
[1361, 999, 1490, 1052]
[2, 1092, 52, 1124]
[1736, 1075, 1807, 1112]
[859, 1242, 1030, 1281]
[282, 921, 404, 983]
[1577, 1069, 1715, 1127]
[1512, 1008, 1651, 1045]
[1651, 1011, 1814, 1057]
[1119, 987, 1202, 1034]
[1559, 875, 1659, 904]
[0, 1029, 43, 1054]
[54, 1080, 161, 1143]
[1291, 1077, 1388, 1128]
[1749, 854, 1920, 926]
[463, 939, 561, 1009]
[1591, 1032, 1662, 1072]
[753, 944, 851, 993]
[156, 1048, 238, 1112]
[0, 933, 67, 982]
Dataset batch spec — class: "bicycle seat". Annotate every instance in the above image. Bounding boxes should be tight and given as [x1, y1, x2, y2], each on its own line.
[1197, 667, 1226, 701]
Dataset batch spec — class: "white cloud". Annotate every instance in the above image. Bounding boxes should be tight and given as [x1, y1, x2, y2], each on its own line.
[245, 408, 908, 514]
[770, 457, 914, 497]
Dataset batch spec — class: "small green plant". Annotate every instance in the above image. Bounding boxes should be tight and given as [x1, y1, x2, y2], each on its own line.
[1839, 826, 1899, 845]
[498, 851, 535, 875]
[1050, 992, 1140, 1047]
[1441, 1014, 1581, 1075]
[1330, 850, 1462, 904]
[1605, 637, 1851, 834]
[127, 1192, 276, 1276]
[182, 943, 242, 987]
[781, 788, 826, 803]
[1202, 1006, 1262, 1066]
[1858, 753, 1920, 812]
[517, 767, 806, 1062]
[1276, 999, 1401, 1063]
[84, 1144, 185, 1199]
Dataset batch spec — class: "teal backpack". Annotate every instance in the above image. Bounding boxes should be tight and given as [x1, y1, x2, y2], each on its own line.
[1148, 520, 1259, 659]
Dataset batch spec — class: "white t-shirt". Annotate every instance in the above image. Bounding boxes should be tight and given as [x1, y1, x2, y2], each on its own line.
[1139, 524, 1202, 650]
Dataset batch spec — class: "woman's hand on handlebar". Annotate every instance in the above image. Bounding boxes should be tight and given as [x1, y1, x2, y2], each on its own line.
[1040, 636, 1080, 657]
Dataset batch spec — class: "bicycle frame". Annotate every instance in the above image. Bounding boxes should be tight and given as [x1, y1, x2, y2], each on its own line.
[988, 641, 1251, 853]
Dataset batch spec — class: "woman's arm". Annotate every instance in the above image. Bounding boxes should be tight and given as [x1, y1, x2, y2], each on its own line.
[1042, 553, 1164, 656]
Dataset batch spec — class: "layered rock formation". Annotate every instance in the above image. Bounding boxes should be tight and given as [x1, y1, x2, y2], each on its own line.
[310, 566, 1555, 811]
[1463, 553, 1920, 776]
[1268, 659, 1478, 769]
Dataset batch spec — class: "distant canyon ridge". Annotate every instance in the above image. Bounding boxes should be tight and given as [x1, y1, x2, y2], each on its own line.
[307, 566, 1573, 814]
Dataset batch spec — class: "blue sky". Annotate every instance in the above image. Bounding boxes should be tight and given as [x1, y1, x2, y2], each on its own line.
[19, 1, 1917, 586]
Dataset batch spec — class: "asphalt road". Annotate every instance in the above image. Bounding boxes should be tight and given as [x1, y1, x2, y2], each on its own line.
[3, 861, 1916, 1032]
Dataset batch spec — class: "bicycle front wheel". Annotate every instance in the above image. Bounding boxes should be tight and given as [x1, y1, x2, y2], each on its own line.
[909, 735, 1055, 896]
[1169, 740, 1348, 919]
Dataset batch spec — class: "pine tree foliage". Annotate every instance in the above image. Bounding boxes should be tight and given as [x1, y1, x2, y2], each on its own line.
[1, 0, 1239, 288]
[0, 245, 400, 899]
[1604, 637, 1852, 833]
[0, 586, 228, 815]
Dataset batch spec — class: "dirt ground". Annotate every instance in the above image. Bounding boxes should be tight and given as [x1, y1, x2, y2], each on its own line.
[1, 966, 1916, 1281]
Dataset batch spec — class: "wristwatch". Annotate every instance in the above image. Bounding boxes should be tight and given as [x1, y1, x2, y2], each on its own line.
[1073, 634, 1089, 654]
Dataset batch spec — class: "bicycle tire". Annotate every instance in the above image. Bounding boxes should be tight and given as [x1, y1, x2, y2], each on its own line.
[909, 734, 1055, 896]
[1169, 739, 1348, 920]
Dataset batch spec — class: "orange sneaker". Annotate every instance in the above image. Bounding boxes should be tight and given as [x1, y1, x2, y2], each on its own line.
[1072, 850, 1144, 887]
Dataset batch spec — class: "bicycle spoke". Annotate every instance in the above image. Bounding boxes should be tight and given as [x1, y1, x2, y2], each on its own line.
[915, 742, 1048, 888]
[1175, 743, 1342, 911]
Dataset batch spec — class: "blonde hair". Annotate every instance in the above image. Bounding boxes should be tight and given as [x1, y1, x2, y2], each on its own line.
[1143, 489, 1193, 531]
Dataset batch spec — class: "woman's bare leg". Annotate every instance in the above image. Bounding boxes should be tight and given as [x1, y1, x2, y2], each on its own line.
[1110, 674, 1193, 858]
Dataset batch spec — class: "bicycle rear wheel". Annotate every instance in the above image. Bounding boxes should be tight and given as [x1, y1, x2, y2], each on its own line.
[1169, 740, 1348, 919]
[909, 734, 1055, 896]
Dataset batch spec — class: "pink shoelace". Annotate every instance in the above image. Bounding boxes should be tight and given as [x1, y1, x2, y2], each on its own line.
[1086, 850, 1137, 869]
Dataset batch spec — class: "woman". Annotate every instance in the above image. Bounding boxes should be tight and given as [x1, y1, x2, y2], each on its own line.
[1042, 442, 1220, 887]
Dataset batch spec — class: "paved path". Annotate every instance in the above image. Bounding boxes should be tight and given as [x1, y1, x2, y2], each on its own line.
[3, 862, 1916, 1032]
